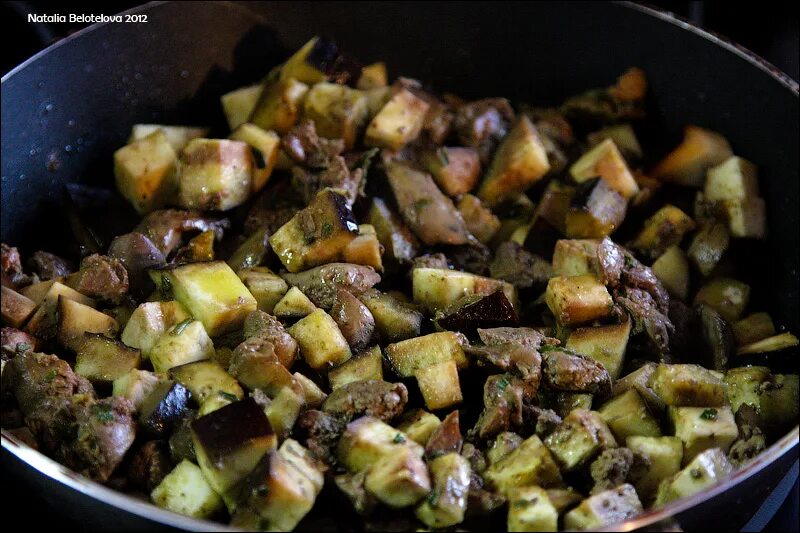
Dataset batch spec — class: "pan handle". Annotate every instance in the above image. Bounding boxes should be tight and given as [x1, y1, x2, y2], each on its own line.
[6, 1, 57, 47]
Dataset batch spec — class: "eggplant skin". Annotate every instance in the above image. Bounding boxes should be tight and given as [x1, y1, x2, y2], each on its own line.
[437, 290, 518, 336]
[139, 381, 192, 437]
[191, 397, 273, 461]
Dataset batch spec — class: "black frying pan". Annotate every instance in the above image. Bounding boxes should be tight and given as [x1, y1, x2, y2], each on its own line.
[1, 1, 798, 531]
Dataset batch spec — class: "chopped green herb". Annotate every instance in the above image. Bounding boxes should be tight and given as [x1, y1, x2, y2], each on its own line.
[171, 318, 193, 336]
[514, 499, 533, 508]
[428, 450, 446, 460]
[159, 273, 172, 298]
[413, 198, 432, 213]
[496, 375, 512, 392]
[351, 147, 379, 180]
[94, 403, 115, 424]
[426, 488, 440, 506]
[219, 391, 239, 403]
[624, 254, 636, 268]
[44, 368, 59, 382]
[700, 408, 718, 421]
[392, 433, 406, 444]
[15, 342, 32, 354]
[321, 222, 334, 238]
[437, 147, 450, 166]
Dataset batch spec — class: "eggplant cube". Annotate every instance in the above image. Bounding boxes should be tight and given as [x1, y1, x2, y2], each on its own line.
[458, 194, 501, 244]
[360, 289, 423, 342]
[237, 267, 289, 314]
[365, 88, 430, 150]
[565, 178, 627, 239]
[265, 385, 306, 440]
[280, 37, 337, 84]
[414, 453, 471, 528]
[329, 346, 384, 390]
[158, 261, 257, 337]
[112, 369, 163, 411]
[732, 313, 775, 346]
[273, 286, 317, 319]
[57, 297, 119, 352]
[436, 290, 518, 336]
[192, 398, 278, 495]
[397, 410, 442, 446]
[507, 486, 559, 532]
[484, 435, 563, 494]
[598, 389, 662, 442]
[412, 267, 517, 314]
[367, 197, 419, 266]
[139, 380, 191, 436]
[670, 406, 738, 463]
[693, 277, 750, 322]
[75, 333, 141, 385]
[478, 116, 551, 207]
[566, 320, 631, 379]
[0, 286, 35, 329]
[587, 124, 643, 160]
[357, 62, 388, 90]
[385, 332, 468, 378]
[249, 78, 310, 134]
[178, 139, 254, 211]
[121, 300, 191, 357]
[23, 281, 95, 339]
[544, 409, 617, 471]
[289, 309, 352, 369]
[415, 359, 463, 411]
[626, 436, 683, 502]
[365, 446, 431, 508]
[651, 125, 733, 187]
[304, 82, 368, 149]
[648, 364, 727, 407]
[651, 245, 690, 300]
[759, 374, 800, 437]
[721, 197, 767, 238]
[151, 459, 223, 519]
[337, 416, 423, 473]
[724, 366, 770, 414]
[569, 138, 639, 199]
[128, 124, 209, 152]
[221, 84, 263, 130]
[563, 484, 643, 530]
[269, 189, 359, 273]
[545, 274, 613, 327]
[149, 320, 214, 374]
[343, 225, 384, 272]
[229, 123, 281, 193]
[705, 156, 759, 202]
[654, 448, 733, 507]
[631, 205, 695, 258]
[552, 239, 600, 277]
[114, 130, 178, 214]
[170, 359, 243, 406]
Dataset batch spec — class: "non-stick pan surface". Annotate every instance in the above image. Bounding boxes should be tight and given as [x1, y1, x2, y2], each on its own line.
[2, 1, 797, 531]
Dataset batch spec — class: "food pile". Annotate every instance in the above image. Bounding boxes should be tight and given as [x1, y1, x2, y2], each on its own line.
[1, 37, 798, 531]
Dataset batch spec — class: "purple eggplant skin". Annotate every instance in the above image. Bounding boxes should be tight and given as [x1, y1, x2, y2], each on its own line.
[138, 380, 191, 437]
[190, 397, 274, 462]
[436, 290, 518, 336]
[108, 232, 166, 299]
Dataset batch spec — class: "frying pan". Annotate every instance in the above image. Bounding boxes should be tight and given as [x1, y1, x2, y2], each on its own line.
[1, 1, 798, 531]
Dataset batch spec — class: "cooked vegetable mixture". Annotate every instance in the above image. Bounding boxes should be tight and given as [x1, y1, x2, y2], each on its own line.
[2, 37, 798, 531]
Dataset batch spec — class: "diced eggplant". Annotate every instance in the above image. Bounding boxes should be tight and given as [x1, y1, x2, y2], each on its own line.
[177, 139, 253, 211]
[651, 245, 690, 300]
[149, 320, 214, 374]
[57, 297, 119, 352]
[152, 261, 257, 337]
[293, 372, 327, 409]
[385, 161, 473, 246]
[477, 116, 550, 207]
[565, 178, 627, 239]
[112, 369, 164, 412]
[280, 37, 340, 84]
[587, 124, 643, 161]
[436, 290, 518, 336]
[359, 289, 423, 343]
[507, 485, 559, 532]
[626, 436, 683, 502]
[265, 384, 306, 440]
[416, 360, 463, 411]
[229, 123, 280, 193]
[337, 416, 424, 473]
[598, 389, 661, 442]
[128, 124, 209, 152]
[23, 281, 95, 340]
[697, 304, 734, 370]
[343, 224, 384, 272]
[563, 484, 642, 530]
[654, 448, 733, 507]
[385, 332, 468, 377]
[758, 374, 799, 437]
[192, 398, 277, 495]
[484, 435, 563, 495]
[737, 332, 799, 355]
[724, 366, 770, 414]
[75, 333, 141, 385]
[237, 267, 288, 314]
[170, 359, 243, 407]
[721, 197, 767, 238]
[121, 300, 190, 358]
[552, 239, 600, 278]
[648, 363, 727, 407]
[423, 147, 482, 197]
[688, 223, 730, 276]
[553, 392, 593, 418]
[412, 267, 517, 314]
[249, 78, 309, 134]
[570, 138, 639, 199]
[304, 82, 368, 149]
[108, 232, 166, 299]
[269, 189, 360, 273]
[114, 130, 178, 214]
[545, 274, 613, 327]
[1, 286, 36, 329]
[367, 197, 419, 268]
[18, 279, 59, 306]
[414, 453, 471, 527]
[365, 88, 429, 150]
[397, 410, 441, 446]
[544, 409, 617, 471]
[693, 277, 750, 322]
[732, 312, 775, 346]
[652, 126, 733, 187]
[221, 84, 263, 130]
[151, 459, 223, 519]
[670, 406, 738, 463]
[486, 432, 523, 466]
[288, 309, 352, 369]
[273, 286, 317, 319]
[357, 62, 388, 90]
[566, 320, 631, 379]
[328, 346, 384, 390]
[458, 194, 501, 244]
[630, 205, 695, 259]
[227, 226, 271, 273]
[365, 446, 431, 508]
[282, 262, 380, 309]
[139, 380, 191, 436]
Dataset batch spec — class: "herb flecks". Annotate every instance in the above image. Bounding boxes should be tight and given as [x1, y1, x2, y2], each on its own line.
[393, 433, 406, 444]
[437, 147, 450, 166]
[171, 318, 193, 336]
[94, 403, 116, 424]
[219, 391, 240, 403]
[700, 408, 718, 421]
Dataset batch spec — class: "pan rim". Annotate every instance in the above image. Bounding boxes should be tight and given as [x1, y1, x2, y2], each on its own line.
[1, 1, 798, 531]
